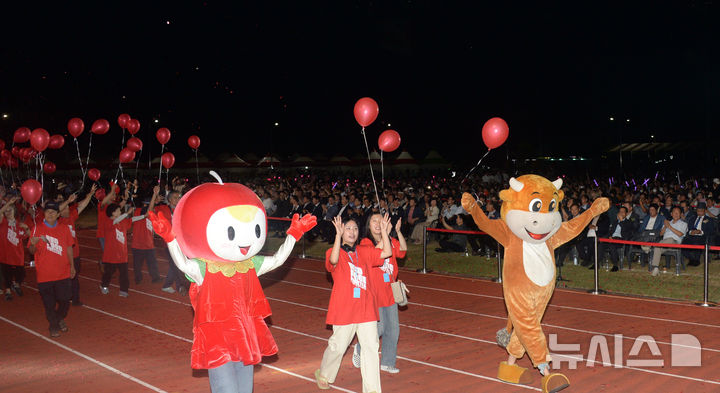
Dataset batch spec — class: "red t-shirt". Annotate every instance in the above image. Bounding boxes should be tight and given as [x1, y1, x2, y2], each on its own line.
[96, 204, 107, 238]
[324, 245, 383, 325]
[131, 207, 154, 250]
[359, 237, 406, 308]
[0, 220, 28, 266]
[58, 206, 80, 259]
[30, 221, 74, 283]
[102, 217, 132, 263]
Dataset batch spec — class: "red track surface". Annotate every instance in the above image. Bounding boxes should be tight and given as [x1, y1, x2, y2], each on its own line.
[2, 230, 719, 392]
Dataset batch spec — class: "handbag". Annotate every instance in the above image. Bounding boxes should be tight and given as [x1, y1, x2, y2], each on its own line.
[391, 280, 410, 307]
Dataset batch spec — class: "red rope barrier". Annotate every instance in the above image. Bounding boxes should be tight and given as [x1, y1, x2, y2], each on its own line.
[426, 227, 487, 236]
[267, 217, 292, 222]
[598, 237, 720, 251]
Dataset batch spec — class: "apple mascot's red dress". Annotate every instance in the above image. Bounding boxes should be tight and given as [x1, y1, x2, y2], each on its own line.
[150, 172, 316, 393]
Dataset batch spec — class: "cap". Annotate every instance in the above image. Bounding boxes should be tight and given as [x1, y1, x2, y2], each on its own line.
[44, 201, 61, 212]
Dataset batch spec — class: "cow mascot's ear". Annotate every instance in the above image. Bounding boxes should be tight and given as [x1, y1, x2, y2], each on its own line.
[552, 178, 565, 202]
[500, 177, 524, 202]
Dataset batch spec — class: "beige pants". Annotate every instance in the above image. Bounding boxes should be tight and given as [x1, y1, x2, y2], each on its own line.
[651, 238, 679, 267]
[319, 321, 381, 393]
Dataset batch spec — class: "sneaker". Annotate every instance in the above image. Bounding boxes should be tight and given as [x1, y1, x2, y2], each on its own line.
[161, 286, 176, 294]
[49, 329, 60, 338]
[651, 267, 659, 277]
[380, 365, 400, 374]
[4, 292, 12, 301]
[352, 343, 361, 368]
[71, 300, 84, 307]
[610, 265, 619, 272]
[100, 285, 109, 295]
[12, 284, 23, 296]
[119, 291, 129, 298]
[59, 320, 68, 332]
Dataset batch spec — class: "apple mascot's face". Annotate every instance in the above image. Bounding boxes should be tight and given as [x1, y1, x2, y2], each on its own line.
[172, 182, 267, 263]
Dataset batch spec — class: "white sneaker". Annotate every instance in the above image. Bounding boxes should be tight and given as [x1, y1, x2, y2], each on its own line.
[100, 285, 109, 295]
[119, 291, 129, 298]
[351, 343, 361, 368]
[651, 267, 659, 277]
[380, 365, 400, 374]
[161, 287, 176, 294]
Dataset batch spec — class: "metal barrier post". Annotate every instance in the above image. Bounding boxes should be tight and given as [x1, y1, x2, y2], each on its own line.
[695, 243, 715, 307]
[300, 234, 306, 259]
[417, 226, 430, 273]
[589, 236, 606, 295]
[493, 242, 502, 283]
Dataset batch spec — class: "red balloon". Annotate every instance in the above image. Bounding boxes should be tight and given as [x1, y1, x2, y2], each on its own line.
[0, 140, 5, 151]
[481, 117, 509, 150]
[353, 97, 379, 127]
[88, 168, 101, 182]
[161, 152, 175, 169]
[127, 119, 141, 135]
[126, 137, 143, 152]
[67, 118, 85, 138]
[156, 128, 171, 145]
[91, 119, 110, 135]
[30, 128, 50, 152]
[378, 129, 401, 152]
[7, 157, 18, 168]
[118, 114, 131, 129]
[48, 135, 65, 149]
[13, 127, 31, 143]
[119, 147, 135, 163]
[21, 179, 42, 205]
[43, 161, 56, 174]
[11, 146, 20, 158]
[0, 149, 10, 161]
[187, 135, 201, 150]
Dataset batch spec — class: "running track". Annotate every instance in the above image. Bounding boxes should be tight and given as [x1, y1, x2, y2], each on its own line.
[1, 230, 719, 392]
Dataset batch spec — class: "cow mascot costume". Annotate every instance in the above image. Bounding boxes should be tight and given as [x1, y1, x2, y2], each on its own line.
[150, 171, 316, 393]
[462, 174, 608, 393]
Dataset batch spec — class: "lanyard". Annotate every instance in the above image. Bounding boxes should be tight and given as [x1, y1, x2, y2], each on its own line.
[346, 250, 357, 266]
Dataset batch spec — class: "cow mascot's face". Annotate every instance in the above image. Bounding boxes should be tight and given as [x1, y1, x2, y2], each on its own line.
[172, 181, 267, 263]
[499, 174, 565, 244]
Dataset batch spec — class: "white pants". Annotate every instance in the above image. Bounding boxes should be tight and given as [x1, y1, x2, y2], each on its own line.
[319, 321, 381, 393]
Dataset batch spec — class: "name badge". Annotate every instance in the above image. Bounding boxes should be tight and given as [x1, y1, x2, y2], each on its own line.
[353, 287, 361, 298]
[383, 273, 390, 282]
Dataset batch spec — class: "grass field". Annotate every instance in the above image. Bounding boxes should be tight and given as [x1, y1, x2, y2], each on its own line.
[76, 209, 720, 304]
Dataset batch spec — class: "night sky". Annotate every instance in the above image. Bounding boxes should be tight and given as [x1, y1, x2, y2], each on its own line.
[1, 1, 719, 165]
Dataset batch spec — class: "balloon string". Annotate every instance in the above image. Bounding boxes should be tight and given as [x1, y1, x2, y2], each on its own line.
[194, 149, 199, 184]
[158, 145, 165, 183]
[135, 148, 141, 179]
[74, 138, 87, 188]
[84, 133, 94, 187]
[381, 150, 384, 192]
[39, 153, 44, 206]
[461, 149, 491, 184]
[360, 127, 380, 207]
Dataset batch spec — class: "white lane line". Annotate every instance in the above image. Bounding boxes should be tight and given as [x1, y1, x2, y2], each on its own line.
[68, 257, 720, 385]
[262, 279, 720, 355]
[268, 325, 541, 391]
[0, 315, 168, 393]
[18, 285, 355, 393]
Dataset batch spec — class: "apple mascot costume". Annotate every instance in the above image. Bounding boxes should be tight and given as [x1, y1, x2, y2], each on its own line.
[149, 172, 316, 393]
[461, 175, 608, 393]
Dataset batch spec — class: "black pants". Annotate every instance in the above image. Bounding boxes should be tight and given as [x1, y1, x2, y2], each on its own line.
[101, 262, 129, 292]
[1, 263, 25, 289]
[682, 235, 706, 264]
[162, 248, 188, 290]
[71, 257, 81, 302]
[577, 237, 596, 264]
[598, 239, 623, 268]
[132, 248, 159, 283]
[438, 239, 465, 252]
[38, 278, 71, 331]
